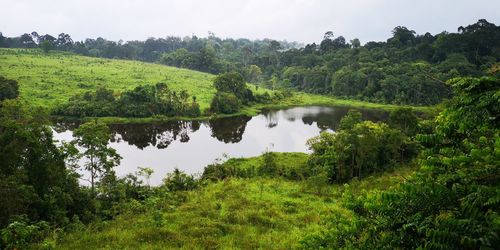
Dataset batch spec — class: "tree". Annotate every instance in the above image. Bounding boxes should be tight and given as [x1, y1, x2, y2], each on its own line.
[389, 26, 416, 46]
[0, 77, 19, 101]
[40, 40, 52, 53]
[0, 99, 92, 230]
[213, 72, 248, 99]
[71, 120, 121, 194]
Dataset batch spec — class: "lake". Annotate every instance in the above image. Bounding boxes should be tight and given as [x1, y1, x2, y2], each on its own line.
[52, 106, 388, 185]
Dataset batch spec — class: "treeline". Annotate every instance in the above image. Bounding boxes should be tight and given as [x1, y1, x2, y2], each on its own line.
[54, 83, 201, 118]
[2, 19, 499, 105]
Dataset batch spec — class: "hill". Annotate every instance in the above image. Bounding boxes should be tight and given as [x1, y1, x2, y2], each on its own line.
[0, 48, 220, 111]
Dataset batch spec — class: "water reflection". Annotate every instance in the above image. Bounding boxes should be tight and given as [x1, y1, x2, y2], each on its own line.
[207, 116, 252, 143]
[52, 106, 388, 185]
[111, 121, 201, 149]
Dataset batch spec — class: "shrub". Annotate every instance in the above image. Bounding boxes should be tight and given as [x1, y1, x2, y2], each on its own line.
[210, 92, 241, 114]
[162, 168, 197, 191]
[0, 76, 19, 101]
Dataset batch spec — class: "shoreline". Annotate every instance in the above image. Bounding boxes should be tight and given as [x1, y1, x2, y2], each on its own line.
[50, 94, 439, 124]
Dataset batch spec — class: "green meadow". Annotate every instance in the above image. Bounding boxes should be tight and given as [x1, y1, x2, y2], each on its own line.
[0, 48, 219, 110]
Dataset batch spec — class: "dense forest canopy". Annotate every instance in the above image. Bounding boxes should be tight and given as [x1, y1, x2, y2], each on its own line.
[1, 19, 498, 105]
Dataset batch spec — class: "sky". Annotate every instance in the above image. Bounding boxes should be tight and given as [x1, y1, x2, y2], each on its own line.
[1, 0, 499, 44]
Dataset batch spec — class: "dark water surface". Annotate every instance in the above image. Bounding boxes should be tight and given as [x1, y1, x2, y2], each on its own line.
[53, 106, 388, 185]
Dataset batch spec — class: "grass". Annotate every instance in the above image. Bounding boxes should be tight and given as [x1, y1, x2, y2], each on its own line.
[0, 48, 435, 123]
[53, 152, 416, 249]
[0, 48, 219, 110]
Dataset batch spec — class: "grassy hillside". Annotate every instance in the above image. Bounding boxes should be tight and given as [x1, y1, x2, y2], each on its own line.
[0, 48, 433, 118]
[52, 153, 415, 249]
[0, 48, 221, 110]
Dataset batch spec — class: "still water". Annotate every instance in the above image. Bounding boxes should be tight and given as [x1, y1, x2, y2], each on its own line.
[52, 106, 387, 185]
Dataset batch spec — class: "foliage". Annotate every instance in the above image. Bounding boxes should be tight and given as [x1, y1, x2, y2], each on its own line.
[389, 107, 419, 135]
[307, 112, 414, 183]
[0, 76, 19, 101]
[55, 84, 201, 118]
[0, 217, 50, 249]
[54, 163, 415, 249]
[304, 76, 500, 248]
[162, 168, 197, 191]
[71, 120, 121, 193]
[202, 152, 309, 181]
[210, 91, 241, 114]
[0, 100, 93, 248]
[40, 40, 52, 53]
[4, 19, 497, 105]
[213, 71, 249, 100]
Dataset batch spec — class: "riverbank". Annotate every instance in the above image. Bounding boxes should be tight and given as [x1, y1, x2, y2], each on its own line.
[51, 93, 439, 124]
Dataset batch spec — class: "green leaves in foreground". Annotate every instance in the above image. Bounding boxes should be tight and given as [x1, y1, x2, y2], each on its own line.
[304, 76, 499, 249]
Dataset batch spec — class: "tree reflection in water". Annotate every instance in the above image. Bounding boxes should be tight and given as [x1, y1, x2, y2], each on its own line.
[207, 115, 252, 143]
[52, 106, 389, 152]
[110, 121, 201, 149]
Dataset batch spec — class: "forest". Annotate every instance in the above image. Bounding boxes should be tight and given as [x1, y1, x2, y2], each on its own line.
[0, 18, 499, 249]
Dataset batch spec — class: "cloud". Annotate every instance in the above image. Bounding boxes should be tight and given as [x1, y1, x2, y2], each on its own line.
[0, 0, 498, 43]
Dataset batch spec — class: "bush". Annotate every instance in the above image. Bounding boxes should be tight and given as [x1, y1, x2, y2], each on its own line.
[0, 218, 50, 249]
[307, 117, 412, 183]
[210, 92, 241, 114]
[162, 168, 197, 191]
[0, 76, 19, 101]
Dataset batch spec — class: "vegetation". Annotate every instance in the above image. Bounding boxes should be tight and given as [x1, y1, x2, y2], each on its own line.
[0, 17, 498, 249]
[69, 120, 121, 193]
[301, 76, 500, 249]
[307, 110, 417, 183]
[0, 76, 19, 101]
[2, 19, 498, 105]
[0, 73, 498, 248]
[54, 83, 201, 118]
[51, 154, 417, 250]
[0, 48, 421, 121]
[0, 48, 217, 111]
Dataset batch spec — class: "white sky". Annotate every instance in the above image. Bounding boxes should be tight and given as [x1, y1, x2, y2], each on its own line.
[1, 0, 499, 44]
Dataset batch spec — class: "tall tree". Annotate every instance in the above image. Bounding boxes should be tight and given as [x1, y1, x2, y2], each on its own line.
[71, 120, 121, 194]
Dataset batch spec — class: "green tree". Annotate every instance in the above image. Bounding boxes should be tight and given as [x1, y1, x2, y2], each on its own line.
[0, 100, 92, 231]
[307, 77, 499, 249]
[213, 72, 248, 100]
[136, 167, 154, 187]
[71, 120, 121, 194]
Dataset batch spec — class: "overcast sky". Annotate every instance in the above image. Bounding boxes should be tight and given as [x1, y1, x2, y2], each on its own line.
[1, 0, 499, 44]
